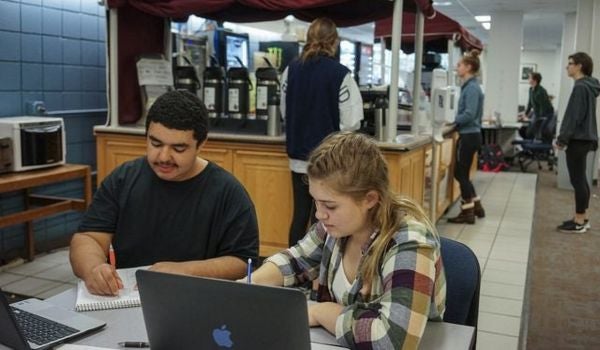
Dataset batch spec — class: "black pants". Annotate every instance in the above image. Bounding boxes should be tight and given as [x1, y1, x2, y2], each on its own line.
[455, 133, 482, 201]
[565, 140, 596, 214]
[289, 171, 316, 247]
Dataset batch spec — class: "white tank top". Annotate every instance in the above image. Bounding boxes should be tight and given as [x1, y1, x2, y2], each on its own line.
[332, 260, 353, 302]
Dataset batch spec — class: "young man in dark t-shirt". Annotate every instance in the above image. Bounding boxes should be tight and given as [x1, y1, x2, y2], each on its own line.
[70, 91, 259, 296]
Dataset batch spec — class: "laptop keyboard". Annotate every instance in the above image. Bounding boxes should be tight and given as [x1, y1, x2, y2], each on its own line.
[11, 307, 79, 345]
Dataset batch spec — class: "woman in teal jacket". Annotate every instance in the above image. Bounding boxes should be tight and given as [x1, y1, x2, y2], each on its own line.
[448, 50, 485, 224]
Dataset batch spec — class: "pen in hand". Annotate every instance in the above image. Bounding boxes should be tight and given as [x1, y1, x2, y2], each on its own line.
[109, 244, 116, 267]
[118, 341, 150, 348]
[247, 258, 252, 284]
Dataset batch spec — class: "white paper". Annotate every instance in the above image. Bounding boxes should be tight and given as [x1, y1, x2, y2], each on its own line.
[136, 58, 173, 86]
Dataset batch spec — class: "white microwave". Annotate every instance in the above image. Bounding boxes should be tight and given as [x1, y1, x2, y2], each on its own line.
[0, 116, 66, 172]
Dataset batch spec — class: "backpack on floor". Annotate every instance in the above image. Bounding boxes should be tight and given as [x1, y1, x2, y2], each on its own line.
[479, 144, 509, 172]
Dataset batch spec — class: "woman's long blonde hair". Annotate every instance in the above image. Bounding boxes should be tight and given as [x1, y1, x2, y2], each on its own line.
[301, 17, 339, 61]
[307, 132, 438, 284]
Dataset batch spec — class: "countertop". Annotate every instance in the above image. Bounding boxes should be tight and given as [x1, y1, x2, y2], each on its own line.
[94, 124, 457, 152]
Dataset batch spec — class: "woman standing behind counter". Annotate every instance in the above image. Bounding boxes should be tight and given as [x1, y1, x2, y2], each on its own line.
[448, 50, 486, 225]
[280, 17, 363, 247]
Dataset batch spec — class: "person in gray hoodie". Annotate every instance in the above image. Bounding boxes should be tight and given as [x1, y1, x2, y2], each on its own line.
[556, 52, 599, 233]
[448, 50, 485, 224]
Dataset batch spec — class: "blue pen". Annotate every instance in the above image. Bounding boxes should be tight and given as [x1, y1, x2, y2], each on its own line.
[247, 258, 252, 284]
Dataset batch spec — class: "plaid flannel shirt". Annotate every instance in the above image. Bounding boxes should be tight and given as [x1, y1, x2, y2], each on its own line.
[266, 219, 446, 349]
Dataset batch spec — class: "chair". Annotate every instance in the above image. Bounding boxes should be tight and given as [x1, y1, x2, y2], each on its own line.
[440, 237, 481, 349]
[512, 113, 557, 172]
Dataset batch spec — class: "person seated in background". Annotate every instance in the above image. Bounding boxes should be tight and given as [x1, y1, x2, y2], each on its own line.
[244, 132, 446, 349]
[518, 72, 554, 139]
[70, 91, 259, 296]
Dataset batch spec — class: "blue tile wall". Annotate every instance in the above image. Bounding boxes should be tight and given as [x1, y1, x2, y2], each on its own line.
[21, 34, 42, 62]
[22, 63, 43, 90]
[62, 38, 81, 65]
[0, 1, 20, 31]
[0, 62, 21, 90]
[21, 4, 43, 34]
[0, 0, 107, 256]
[42, 8, 62, 36]
[0, 31, 21, 61]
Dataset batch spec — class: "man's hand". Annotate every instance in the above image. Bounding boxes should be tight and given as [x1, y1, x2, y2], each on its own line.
[83, 263, 123, 296]
[149, 261, 192, 275]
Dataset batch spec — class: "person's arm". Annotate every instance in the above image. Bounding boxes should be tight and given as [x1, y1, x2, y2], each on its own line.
[241, 260, 284, 286]
[70, 167, 123, 296]
[454, 86, 479, 126]
[335, 242, 439, 348]
[339, 73, 363, 131]
[557, 85, 585, 146]
[279, 67, 289, 120]
[525, 88, 533, 115]
[70, 232, 123, 296]
[261, 222, 327, 287]
[150, 256, 247, 280]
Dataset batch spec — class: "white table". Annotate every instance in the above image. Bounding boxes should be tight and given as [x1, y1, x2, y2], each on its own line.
[5, 289, 474, 349]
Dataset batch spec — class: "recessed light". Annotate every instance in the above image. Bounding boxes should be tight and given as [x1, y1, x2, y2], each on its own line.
[475, 15, 491, 22]
[433, 1, 452, 6]
[482, 22, 491, 30]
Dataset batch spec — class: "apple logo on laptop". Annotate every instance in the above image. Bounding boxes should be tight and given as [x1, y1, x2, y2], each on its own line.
[212, 324, 233, 348]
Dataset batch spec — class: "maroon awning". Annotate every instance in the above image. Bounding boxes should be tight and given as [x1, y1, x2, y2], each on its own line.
[108, 0, 436, 124]
[374, 11, 483, 52]
[106, 0, 435, 27]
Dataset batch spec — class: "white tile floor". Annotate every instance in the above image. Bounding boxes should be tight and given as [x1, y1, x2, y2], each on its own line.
[0, 171, 536, 349]
[439, 171, 536, 350]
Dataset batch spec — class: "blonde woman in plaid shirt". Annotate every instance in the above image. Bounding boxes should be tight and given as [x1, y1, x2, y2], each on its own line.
[247, 132, 446, 349]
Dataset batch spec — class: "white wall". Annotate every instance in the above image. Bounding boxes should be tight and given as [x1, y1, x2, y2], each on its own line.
[484, 12, 523, 122]
[518, 49, 561, 110]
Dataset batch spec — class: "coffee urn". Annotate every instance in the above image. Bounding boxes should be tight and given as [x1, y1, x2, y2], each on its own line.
[267, 93, 281, 136]
[226, 67, 250, 119]
[255, 67, 279, 121]
[203, 67, 225, 118]
[374, 96, 387, 142]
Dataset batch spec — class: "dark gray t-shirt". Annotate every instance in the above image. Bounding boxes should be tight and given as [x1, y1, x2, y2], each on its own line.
[79, 157, 259, 268]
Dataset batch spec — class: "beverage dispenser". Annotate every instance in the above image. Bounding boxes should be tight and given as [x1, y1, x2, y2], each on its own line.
[203, 66, 225, 118]
[226, 67, 251, 119]
[255, 67, 279, 121]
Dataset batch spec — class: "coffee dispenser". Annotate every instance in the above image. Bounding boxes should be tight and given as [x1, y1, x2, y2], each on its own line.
[255, 67, 279, 121]
[374, 96, 388, 142]
[203, 67, 225, 118]
[226, 67, 251, 119]
[174, 66, 200, 95]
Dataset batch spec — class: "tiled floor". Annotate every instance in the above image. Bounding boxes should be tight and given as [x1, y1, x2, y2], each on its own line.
[0, 171, 535, 349]
[438, 171, 536, 350]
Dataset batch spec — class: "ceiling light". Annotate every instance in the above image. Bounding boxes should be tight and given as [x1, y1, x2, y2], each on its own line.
[475, 15, 491, 22]
[433, 1, 452, 6]
[482, 22, 491, 30]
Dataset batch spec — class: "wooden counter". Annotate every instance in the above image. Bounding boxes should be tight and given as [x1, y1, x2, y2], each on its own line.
[94, 127, 453, 257]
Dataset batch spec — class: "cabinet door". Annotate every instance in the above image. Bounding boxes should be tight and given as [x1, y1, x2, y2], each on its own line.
[233, 150, 292, 257]
[201, 148, 233, 173]
[97, 134, 146, 185]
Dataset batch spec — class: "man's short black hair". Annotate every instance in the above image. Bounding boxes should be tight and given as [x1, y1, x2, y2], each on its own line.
[145, 90, 209, 145]
[530, 72, 542, 84]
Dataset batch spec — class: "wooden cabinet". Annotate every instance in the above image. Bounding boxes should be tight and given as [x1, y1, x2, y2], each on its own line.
[384, 148, 425, 206]
[96, 131, 433, 256]
[233, 149, 292, 256]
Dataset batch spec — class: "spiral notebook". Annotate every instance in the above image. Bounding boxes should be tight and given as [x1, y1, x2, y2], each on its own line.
[75, 266, 147, 312]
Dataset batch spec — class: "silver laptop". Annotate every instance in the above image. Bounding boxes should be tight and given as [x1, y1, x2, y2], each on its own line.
[0, 291, 106, 350]
[136, 270, 311, 350]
